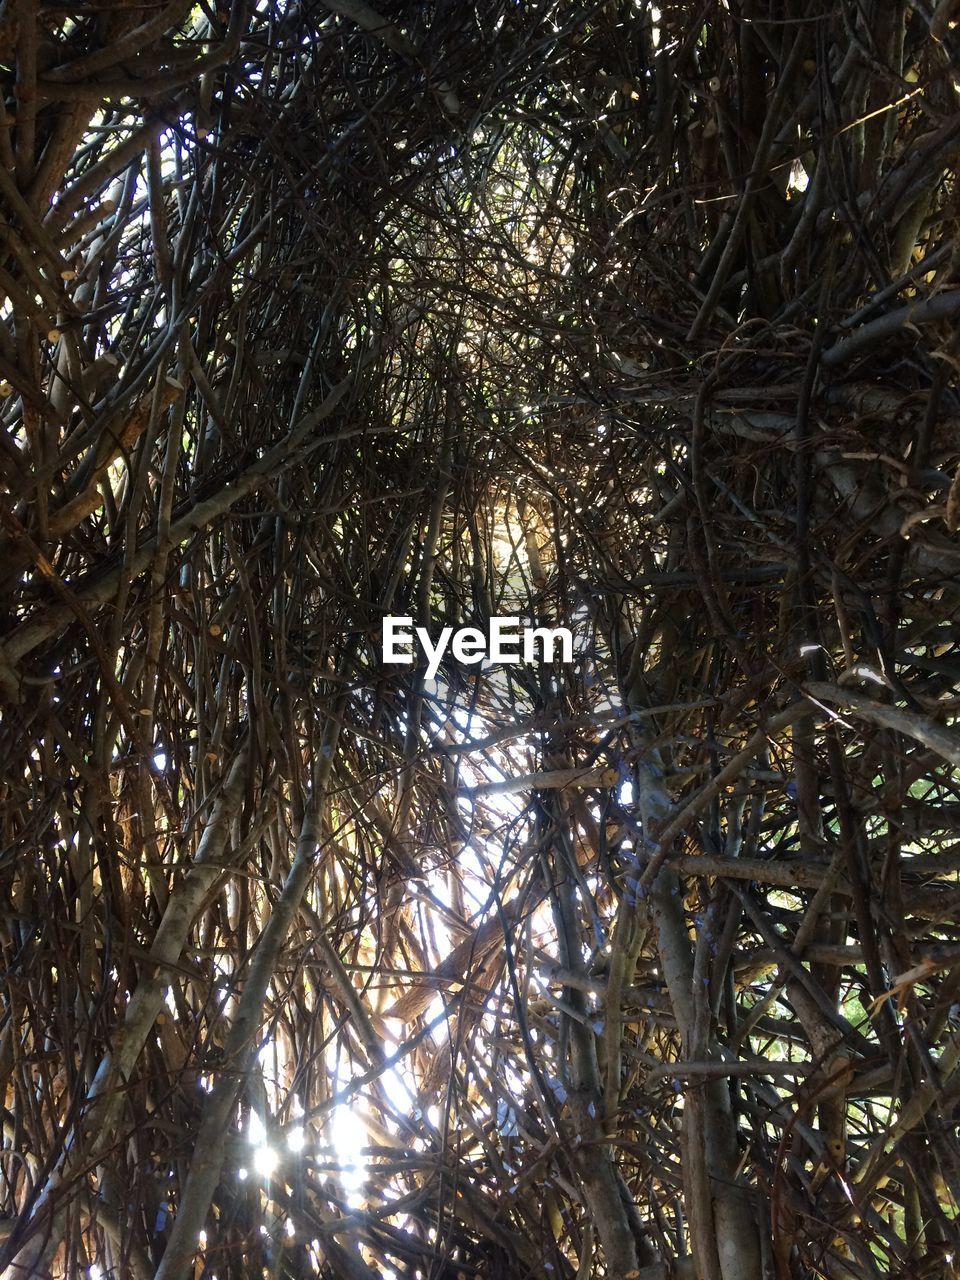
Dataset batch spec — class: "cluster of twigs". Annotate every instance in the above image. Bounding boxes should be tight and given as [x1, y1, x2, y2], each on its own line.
[2, 1, 960, 1277]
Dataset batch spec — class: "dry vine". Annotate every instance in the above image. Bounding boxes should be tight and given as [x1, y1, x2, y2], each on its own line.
[1, 2, 960, 1279]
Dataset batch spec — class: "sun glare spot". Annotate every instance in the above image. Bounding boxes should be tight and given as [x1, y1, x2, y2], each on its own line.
[330, 1104, 366, 1204]
[248, 1111, 278, 1177]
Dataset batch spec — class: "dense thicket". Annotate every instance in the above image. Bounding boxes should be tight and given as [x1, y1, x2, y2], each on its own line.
[2, 3, 960, 1278]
